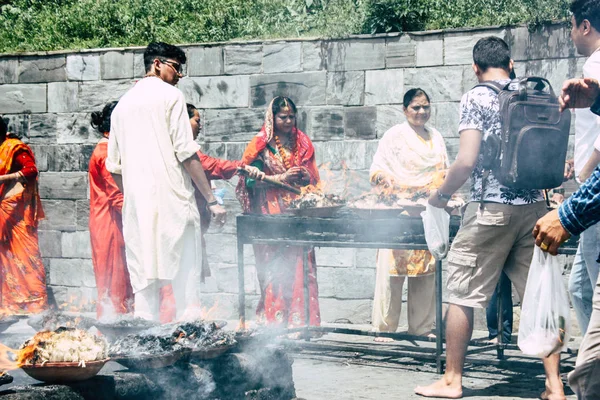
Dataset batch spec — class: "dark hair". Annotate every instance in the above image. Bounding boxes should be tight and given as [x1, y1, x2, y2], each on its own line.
[472, 36, 511, 72]
[571, 0, 600, 31]
[186, 103, 197, 119]
[143, 42, 187, 73]
[0, 116, 7, 142]
[271, 96, 297, 115]
[403, 88, 430, 108]
[90, 101, 118, 134]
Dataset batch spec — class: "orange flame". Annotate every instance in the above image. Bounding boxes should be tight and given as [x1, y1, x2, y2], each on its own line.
[16, 331, 54, 367]
[0, 343, 18, 371]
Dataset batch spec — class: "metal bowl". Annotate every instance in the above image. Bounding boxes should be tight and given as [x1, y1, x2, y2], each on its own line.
[286, 205, 345, 218]
[20, 359, 109, 383]
[188, 344, 234, 360]
[111, 349, 189, 370]
[93, 319, 159, 341]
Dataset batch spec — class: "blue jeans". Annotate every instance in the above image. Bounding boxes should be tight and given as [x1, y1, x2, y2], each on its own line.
[486, 271, 513, 343]
[569, 223, 600, 335]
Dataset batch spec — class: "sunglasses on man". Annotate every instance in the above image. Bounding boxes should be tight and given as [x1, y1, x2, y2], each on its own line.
[159, 59, 183, 75]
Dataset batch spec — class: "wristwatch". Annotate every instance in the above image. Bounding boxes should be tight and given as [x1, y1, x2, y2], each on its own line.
[591, 95, 600, 116]
[437, 191, 452, 202]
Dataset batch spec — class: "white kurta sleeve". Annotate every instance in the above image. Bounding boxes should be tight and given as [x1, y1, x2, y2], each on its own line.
[169, 92, 201, 163]
[106, 125, 122, 174]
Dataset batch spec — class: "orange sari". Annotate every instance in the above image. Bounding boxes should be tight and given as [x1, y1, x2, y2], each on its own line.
[236, 106, 321, 328]
[0, 137, 48, 314]
[88, 139, 133, 318]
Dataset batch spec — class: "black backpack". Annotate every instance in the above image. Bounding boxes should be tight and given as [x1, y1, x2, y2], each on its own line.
[477, 77, 571, 190]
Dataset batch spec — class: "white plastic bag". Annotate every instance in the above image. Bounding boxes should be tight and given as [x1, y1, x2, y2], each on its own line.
[518, 247, 571, 358]
[420, 203, 450, 260]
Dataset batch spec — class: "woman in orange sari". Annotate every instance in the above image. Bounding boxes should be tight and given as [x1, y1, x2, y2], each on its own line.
[88, 102, 134, 319]
[0, 116, 48, 314]
[236, 96, 321, 328]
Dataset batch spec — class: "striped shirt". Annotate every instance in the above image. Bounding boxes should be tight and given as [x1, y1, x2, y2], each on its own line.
[559, 166, 600, 235]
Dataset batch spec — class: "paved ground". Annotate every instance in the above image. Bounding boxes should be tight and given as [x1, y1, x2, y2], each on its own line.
[0, 319, 581, 399]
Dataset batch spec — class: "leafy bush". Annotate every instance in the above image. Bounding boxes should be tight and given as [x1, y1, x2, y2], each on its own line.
[0, 0, 571, 53]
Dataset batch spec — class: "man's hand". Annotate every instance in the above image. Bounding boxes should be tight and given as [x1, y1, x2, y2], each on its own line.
[559, 77, 600, 112]
[209, 203, 227, 226]
[532, 209, 571, 255]
[244, 165, 265, 181]
[564, 160, 574, 181]
[428, 189, 449, 209]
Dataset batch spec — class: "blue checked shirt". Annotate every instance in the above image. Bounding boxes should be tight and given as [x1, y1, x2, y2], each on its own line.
[559, 166, 600, 235]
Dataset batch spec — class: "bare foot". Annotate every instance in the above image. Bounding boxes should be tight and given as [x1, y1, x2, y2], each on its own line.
[487, 337, 498, 345]
[374, 337, 394, 343]
[415, 378, 463, 398]
[540, 378, 566, 400]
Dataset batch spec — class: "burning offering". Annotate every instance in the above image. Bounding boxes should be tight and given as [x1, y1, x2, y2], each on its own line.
[18, 328, 109, 383]
[93, 315, 159, 340]
[109, 331, 187, 370]
[27, 310, 93, 331]
[172, 320, 236, 359]
[287, 186, 345, 217]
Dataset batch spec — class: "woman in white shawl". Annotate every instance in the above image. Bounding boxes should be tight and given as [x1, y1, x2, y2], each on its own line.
[370, 88, 448, 340]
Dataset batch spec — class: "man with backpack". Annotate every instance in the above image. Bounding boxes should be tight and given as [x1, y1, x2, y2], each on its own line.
[415, 36, 567, 399]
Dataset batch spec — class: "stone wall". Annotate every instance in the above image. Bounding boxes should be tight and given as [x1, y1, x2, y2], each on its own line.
[0, 23, 582, 326]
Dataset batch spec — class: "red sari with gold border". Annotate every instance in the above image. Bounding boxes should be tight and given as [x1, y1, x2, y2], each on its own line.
[0, 137, 48, 314]
[236, 125, 321, 328]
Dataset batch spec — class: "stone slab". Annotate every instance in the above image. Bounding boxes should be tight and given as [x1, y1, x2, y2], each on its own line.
[66, 54, 101, 81]
[78, 80, 134, 112]
[52, 285, 98, 311]
[76, 199, 90, 231]
[224, 45, 262, 75]
[355, 248, 378, 268]
[49, 258, 95, 287]
[314, 247, 354, 267]
[250, 71, 327, 107]
[38, 200, 77, 232]
[303, 41, 326, 71]
[375, 105, 405, 137]
[61, 231, 92, 258]
[444, 29, 506, 66]
[326, 71, 364, 106]
[343, 140, 368, 170]
[528, 24, 575, 60]
[188, 46, 223, 76]
[461, 64, 479, 94]
[433, 102, 461, 137]
[365, 69, 404, 105]
[50, 144, 87, 171]
[0, 84, 47, 113]
[28, 113, 57, 143]
[204, 233, 237, 264]
[318, 267, 376, 299]
[326, 39, 385, 71]
[314, 141, 345, 170]
[48, 82, 79, 113]
[19, 55, 66, 83]
[0, 58, 18, 84]
[344, 107, 377, 139]
[133, 52, 145, 78]
[203, 108, 264, 142]
[28, 144, 49, 172]
[38, 230, 62, 258]
[178, 75, 250, 109]
[101, 51, 134, 80]
[56, 113, 96, 144]
[506, 26, 530, 62]
[386, 35, 415, 68]
[263, 42, 302, 74]
[415, 34, 444, 67]
[38, 172, 88, 200]
[3, 114, 30, 139]
[214, 263, 258, 294]
[526, 58, 577, 98]
[308, 107, 345, 141]
[404, 66, 464, 102]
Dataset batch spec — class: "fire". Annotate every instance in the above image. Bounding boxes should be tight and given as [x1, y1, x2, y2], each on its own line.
[15, 331, 54, 367]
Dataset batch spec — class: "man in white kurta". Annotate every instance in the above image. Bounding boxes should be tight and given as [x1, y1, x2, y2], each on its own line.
[106, 42, 225, 321]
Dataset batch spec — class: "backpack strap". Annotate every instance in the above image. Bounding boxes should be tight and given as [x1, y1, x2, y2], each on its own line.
[475, 81, 507, 93]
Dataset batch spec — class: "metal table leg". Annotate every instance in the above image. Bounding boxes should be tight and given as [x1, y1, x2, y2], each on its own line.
[303, 247, 310, 341]
[435, 258, 444, 374]
[238, 242, 246, 328]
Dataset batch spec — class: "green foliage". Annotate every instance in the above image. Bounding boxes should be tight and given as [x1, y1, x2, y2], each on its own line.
[0, 0, 571, 53]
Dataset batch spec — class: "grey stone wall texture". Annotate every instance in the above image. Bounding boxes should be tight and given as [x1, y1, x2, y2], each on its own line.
[0, 23, 582, 329]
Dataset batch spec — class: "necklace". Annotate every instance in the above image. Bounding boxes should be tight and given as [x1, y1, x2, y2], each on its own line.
[274, 133, 297, 170]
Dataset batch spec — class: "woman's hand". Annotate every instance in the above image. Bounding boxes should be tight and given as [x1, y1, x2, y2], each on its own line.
[279, 167, 310, 185]
[244, 165, 265, 181]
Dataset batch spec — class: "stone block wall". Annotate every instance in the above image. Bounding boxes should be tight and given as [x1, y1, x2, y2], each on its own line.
[0, 23, 581, 327]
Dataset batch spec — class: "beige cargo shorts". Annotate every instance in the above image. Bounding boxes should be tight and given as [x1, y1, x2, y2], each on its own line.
[446, 201, 548, 309]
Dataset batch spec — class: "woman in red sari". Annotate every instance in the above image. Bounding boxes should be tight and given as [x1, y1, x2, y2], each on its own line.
[0, 116, 48, 314]
[88, 102, 134, 319]
[236, 96, 321, 328]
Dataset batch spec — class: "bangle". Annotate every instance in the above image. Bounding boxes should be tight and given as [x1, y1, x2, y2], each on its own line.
[437, 190, 451, 201]
[207, 200, 218, 207]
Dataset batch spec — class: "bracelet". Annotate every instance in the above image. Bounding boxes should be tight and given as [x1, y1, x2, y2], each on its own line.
[207, 200, 219, 207]
[437, 190, 452, 201]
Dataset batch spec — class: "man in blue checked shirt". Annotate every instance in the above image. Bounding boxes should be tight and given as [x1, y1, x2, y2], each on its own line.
[534, 76, 600, 400]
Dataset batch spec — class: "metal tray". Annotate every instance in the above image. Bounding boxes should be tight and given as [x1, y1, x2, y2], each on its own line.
[348, 207, 404, 219]
[111, 349, 189, 370]
[20, 359, 109, 383]
[286, 205, 345, 218]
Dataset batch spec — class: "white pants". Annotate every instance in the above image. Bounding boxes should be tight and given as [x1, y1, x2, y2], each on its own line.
[134, 224, 201, 321]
